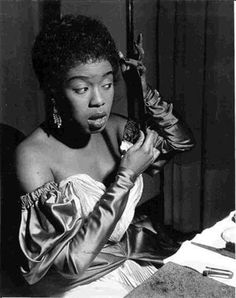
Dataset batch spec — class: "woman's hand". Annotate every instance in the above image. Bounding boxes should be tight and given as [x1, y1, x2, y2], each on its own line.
[120, 129, 160, 177]
[119, 33, 148, 97]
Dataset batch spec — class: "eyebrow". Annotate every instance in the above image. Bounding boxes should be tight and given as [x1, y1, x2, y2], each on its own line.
[67, 71, 114, 82]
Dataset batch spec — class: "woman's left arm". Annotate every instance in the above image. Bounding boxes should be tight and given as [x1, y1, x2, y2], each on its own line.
[120, 34, 194, 161]
[142, 87, 195, 154]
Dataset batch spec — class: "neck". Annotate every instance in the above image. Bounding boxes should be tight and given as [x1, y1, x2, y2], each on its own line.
[41, 121, 96, 149]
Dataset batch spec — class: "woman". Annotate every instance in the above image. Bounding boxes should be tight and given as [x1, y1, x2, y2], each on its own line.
[16, 15, 194, 297]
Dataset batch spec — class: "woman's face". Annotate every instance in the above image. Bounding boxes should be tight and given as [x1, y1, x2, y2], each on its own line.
[60, 59, 114, 134]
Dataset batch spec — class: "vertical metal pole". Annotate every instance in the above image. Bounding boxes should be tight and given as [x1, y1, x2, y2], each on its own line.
[126, 0, 134, 58]
[41, 0, 61, 28]
[126, 0, 136, 119]
[156, 0, 165, 224]
[200, 0, 209, 230]
[126, 0, 146, 126]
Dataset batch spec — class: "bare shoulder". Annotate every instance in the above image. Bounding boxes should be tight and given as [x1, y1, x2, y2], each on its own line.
[108, 113, 128, 141]
[15, 128, 54, 194]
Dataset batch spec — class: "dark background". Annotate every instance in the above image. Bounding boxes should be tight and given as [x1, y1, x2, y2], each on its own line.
[0, 0, 235, 296]
[0, 0, 234, 232]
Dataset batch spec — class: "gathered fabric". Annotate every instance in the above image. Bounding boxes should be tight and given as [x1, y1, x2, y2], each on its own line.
[20, 170, 143, 267]
[19, 165, 141, 284]
[63, 259, 157, 298]
[19, 165, 166, 297]
[59, 172, 143, 243]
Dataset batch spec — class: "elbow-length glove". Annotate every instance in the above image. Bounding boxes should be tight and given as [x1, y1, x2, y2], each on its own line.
[122, 88, 195, 174]
[124, 88, 194, 155]
[144, 87, 195, 154]
[19, 168, 136, 285]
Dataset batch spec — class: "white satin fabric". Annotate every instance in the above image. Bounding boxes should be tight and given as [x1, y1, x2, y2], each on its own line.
[64, 259, 157, 298]
[59, 140, 143, 243]
[59, 141, 157, 298]
[59, 176, 143, 244]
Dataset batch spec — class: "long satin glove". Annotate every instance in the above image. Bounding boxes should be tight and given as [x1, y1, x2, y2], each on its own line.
[119, 36, 194, 154]
[122, 98, 194, 176]
[19, 168, 136, 285]
[144, 87, 195, 154]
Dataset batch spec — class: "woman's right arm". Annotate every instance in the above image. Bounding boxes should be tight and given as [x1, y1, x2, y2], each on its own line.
[16, 130, 159, 285]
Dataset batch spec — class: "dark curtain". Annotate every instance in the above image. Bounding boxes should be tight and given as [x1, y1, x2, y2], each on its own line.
[0, 0, 44, 135]
[157, 0, 234, 232]
[0, 0, 60, 136]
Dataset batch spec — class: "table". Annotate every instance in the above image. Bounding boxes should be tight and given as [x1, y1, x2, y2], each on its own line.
[126, 262, 235, 298]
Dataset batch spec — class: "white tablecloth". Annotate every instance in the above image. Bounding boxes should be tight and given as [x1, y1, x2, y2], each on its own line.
[164, 211, 236, 287]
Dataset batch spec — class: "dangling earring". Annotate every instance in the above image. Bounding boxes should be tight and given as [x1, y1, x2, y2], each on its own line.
[51, 98, 62, 129]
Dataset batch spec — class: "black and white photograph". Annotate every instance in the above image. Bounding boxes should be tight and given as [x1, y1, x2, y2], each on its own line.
[0, 0, 235, 297]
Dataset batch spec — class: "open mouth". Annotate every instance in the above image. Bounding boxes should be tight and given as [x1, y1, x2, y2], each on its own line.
[88, 112, 107, 129]
[88, 112, 107, 120]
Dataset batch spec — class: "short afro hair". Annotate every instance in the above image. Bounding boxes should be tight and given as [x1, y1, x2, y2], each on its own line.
[32, 15, 120, 92]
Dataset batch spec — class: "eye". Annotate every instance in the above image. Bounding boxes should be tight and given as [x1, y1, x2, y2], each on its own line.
[73, 87, 88, 94]
[102, 83, 113, 90]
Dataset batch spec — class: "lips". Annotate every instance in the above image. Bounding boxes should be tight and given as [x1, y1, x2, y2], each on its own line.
[88, 111, 107, 120]
[88, 112, 107, 130]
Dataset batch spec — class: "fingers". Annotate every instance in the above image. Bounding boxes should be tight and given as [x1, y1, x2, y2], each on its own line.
[125, 59, 146, 76]
[137, 33, 143, 48]
[119, 32, 144, 71]
[130, 130, 145, 150]
[119, 52, 140, 65]
[153, 148, 160, 161]
[131, 129, 158, 153]
[123, 58, 142, 67]
[119, 51, 132, 73]
[118, 51, 125, 61]
[134, 33, 144, 61]
[141, 128, 158, 151]
[137, 129, 160, 167]
[118, 53, 146, 76]
[120, 128, 160, 176]
[142, 130, 160, 164]
[133, 129, 159, 160]
[118, 50, 133, 72]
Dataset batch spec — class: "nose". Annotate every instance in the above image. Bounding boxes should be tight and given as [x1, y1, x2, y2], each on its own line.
[89, 87, 105, 107]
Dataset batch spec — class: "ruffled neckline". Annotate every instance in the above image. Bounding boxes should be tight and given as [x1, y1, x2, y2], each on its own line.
[20, 173, 107, 210]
